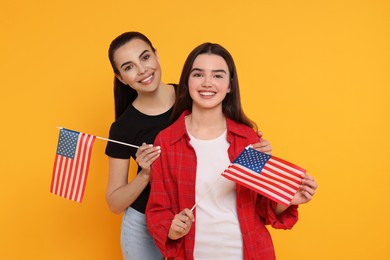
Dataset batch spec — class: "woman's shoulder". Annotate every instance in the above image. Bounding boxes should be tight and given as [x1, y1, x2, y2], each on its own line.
[227, 118, 259, 143]
[227, 118, 257, 133]
[155, 111, 188, 143]
[109, 104, 146, 134]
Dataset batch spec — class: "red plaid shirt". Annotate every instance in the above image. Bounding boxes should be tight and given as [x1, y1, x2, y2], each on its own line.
[146, 111, 299, 260]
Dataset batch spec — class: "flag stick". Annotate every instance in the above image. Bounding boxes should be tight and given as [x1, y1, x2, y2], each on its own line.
[190, 176, 221, 211]
[56, 126, 140, 149]
[190, 203, 197, 212]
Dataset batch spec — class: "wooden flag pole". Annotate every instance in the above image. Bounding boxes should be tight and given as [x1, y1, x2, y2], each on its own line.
[190, 176, 221, 211]
[56, 126, 140, 149]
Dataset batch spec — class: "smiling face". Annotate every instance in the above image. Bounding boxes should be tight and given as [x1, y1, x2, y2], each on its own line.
[188, 53, 231, 112]
[113, 38, 162, 94]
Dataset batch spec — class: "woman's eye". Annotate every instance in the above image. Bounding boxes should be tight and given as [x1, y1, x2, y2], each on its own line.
[142, 54, 150, 61]
[124, 65, 134, 71]
[191, 73, 202, 78]
[214, 74, 224, 79]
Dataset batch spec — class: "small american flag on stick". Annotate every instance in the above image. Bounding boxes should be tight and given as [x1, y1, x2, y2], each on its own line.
[50, 127, 139, 203]
[222, 146, 305, 207]
[50, 128, 96, 203]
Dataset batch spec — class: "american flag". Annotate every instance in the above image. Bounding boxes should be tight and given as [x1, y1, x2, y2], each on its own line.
[50, 128, 96, 203]
[222, 146, 305, 207]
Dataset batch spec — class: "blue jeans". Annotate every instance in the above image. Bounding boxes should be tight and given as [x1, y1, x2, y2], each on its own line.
[121, 207, 164, 260]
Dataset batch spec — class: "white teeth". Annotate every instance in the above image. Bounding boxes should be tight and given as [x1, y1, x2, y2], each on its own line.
[199, 91, 215, 96]
[141, 75, 153, 83]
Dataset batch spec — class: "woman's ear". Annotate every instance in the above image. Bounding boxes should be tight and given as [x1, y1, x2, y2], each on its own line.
[115, 73, 127, 85]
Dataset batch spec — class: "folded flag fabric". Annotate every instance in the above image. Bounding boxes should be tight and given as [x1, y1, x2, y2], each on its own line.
[221, 146, 305, 207]
[50, 128, 96, 203]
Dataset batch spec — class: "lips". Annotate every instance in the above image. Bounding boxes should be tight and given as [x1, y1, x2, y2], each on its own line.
[139, 73, 154, 84]
[199, 91, 216, 96]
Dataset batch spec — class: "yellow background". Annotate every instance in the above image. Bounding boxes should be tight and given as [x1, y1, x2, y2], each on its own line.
[1, 0, 389, 259]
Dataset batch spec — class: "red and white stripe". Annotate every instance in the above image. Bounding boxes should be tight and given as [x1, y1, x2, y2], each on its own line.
[222, 156, 305, 207]
[50, 133, 95, 203]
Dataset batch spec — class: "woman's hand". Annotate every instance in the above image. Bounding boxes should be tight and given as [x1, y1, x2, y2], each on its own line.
[252, 131, 272, 155]
[135, 143, 161, 175]
[168, 208, 194, 240]
[290, 173, 318, 205]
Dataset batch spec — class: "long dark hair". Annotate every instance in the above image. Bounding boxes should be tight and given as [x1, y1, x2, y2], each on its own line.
[171, 42, 257, 130]
[108, 32, 156, 119]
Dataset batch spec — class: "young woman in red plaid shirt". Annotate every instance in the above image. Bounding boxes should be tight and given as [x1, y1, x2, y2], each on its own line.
[105, 32, 273, 260]
[146, 42, 318, 259]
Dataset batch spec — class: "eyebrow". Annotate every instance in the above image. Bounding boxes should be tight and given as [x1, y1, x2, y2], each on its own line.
[120, 50, 150, 68]
[190, 68, 227, 74]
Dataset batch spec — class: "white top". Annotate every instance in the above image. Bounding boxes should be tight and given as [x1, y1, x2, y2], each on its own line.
[189, 131, 243, 260]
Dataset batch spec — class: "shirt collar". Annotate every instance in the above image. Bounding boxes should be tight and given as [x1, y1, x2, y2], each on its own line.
[169, 110, 250, 145]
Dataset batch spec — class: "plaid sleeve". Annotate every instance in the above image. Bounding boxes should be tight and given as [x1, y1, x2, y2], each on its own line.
[256, 197, 299, 229]
[146, 133, 183, 257]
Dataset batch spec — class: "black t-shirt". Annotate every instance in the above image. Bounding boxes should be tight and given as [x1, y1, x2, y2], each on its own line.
[105, 102, 173, 213]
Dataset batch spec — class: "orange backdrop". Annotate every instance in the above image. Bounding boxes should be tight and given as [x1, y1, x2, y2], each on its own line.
[1, 0, 389, 259]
